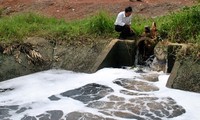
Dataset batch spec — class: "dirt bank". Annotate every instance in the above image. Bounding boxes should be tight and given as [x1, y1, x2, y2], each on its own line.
[0, 0, 196, 20]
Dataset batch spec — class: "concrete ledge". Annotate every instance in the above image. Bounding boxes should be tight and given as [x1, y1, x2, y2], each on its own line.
[91, 39, 136, 72]
[167, 43, 186, 73]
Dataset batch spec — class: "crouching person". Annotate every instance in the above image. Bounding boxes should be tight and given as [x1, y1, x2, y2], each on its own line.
[114, 6, 135, 39]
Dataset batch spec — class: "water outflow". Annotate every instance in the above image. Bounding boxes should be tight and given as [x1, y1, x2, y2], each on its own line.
[134, 49, 139, 66]
[134, 47, 166, 72]
[92, 39, 167, 72]
[134, 46, 154, 65]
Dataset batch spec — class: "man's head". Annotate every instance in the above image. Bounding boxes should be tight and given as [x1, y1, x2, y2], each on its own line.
[125, 6, 132, 17]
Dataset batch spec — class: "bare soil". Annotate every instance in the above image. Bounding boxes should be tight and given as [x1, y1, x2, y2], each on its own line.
[0, 0, 196, 20]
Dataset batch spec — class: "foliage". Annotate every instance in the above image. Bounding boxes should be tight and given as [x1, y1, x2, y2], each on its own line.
[87, 11, 115, 36]
[0, 5, 200, 45]
[176, 44, 200, 62]
[131, 15, 154, 36]
[159, 5, 200, 43]
[0, 12, 116, 43]
[0, 13, 69, 42]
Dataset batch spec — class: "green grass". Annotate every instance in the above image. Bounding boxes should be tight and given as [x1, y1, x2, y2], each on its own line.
[0, 5, 200, 45]
[87, 11, 114, 36]
[131, 16, 154, 35]
[132, 4, 200, 44]
[158, 5, 200, 43]
[0, 13, 68, 42]
[0, 11, 149, 43]
[0, 11, 117, 43]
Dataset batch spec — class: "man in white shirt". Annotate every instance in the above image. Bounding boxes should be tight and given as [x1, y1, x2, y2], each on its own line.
[114, 6, 135, 39]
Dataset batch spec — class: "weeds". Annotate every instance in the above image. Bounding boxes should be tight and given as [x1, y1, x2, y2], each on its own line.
[159, 5, 200, 43]
[87, 11, 115, 36]
[132, 15, 154, 35]
[0, 13, 66, 42]
[0, 5, 200, 45]
[0, 12, 116, 43]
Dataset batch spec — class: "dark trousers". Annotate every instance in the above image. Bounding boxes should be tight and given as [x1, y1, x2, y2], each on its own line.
[115, 25, 135, 39]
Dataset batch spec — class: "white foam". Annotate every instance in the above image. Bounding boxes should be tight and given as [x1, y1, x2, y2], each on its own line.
[0, 68, 199, 120]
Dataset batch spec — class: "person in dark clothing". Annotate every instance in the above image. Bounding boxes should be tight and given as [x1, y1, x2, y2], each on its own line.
[114, 6, 135, 39]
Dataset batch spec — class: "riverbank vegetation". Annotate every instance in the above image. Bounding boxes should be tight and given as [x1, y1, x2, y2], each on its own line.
[0, 4, 199, 45]
[159, 5, 200, 44]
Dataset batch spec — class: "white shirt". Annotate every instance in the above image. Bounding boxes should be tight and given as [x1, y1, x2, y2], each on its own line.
[114, 11, 132, 26]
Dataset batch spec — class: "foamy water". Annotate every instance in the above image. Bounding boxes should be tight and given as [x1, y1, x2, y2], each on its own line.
[0, 68, 200, 120]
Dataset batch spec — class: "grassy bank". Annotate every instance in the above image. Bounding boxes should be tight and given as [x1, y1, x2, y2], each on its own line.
[0, 11, 116, 43]
[158, 5, 200, 43]
[0, 13, 80, 42]
[0, 4, 200, 44]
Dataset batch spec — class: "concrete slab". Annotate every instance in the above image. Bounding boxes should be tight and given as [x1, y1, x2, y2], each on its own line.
[91, 39, 136, 72]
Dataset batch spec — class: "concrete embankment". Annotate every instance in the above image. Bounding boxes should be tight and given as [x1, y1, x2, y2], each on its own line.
[1, 38, 199, 94]
[0, 38, 137, 81]
[0, 37, 109, 81]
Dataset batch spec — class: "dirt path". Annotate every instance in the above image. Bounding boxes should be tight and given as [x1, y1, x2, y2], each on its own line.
[0, 0, 196, 20]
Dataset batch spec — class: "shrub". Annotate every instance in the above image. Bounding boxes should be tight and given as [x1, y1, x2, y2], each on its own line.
[159, 5, 200, 43]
